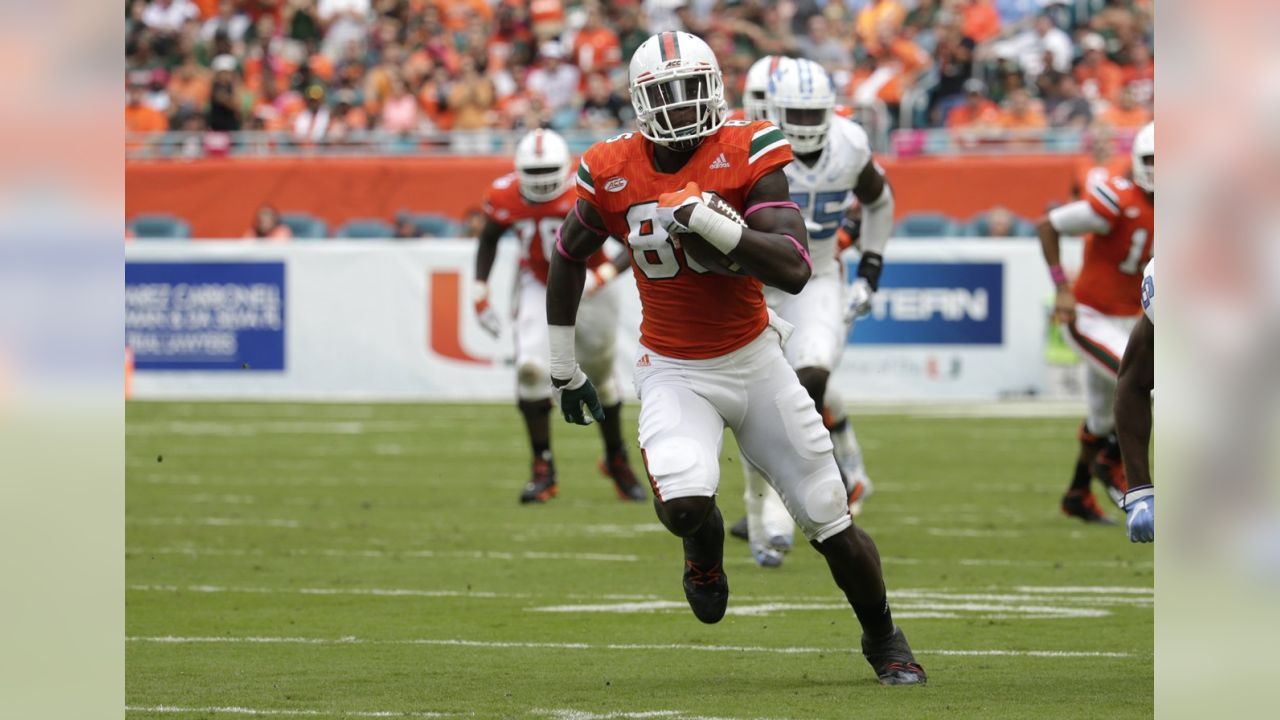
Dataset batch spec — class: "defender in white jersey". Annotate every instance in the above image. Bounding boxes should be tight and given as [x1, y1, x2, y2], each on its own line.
[732, 57, 898, 567]
[1116, 258, 1155, 542]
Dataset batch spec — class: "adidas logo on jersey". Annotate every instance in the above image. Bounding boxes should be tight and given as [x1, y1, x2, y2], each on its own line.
[637, 354, 651, 367]
[709, 153, 731, 170]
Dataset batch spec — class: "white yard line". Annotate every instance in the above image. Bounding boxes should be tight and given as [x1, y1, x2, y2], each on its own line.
[129, 517, 301, 528]
[128, 547, 641, 562]
[125, 705, 460, 718]
[128, 584, 526, 599]
[126, 635, 1135, 658]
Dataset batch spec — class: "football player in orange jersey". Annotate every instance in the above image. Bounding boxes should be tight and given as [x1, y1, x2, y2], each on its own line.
[1038, 122, 1154, 523]
[473, 128, 645, 505]
[546, 32, 925, 686]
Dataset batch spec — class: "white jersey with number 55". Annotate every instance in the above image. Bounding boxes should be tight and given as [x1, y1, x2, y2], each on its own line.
[783, 115, 872, 277]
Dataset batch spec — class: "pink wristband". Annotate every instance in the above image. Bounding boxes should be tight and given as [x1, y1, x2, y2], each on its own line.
[574, 203, 609, 236]
[743, 200, 801, 219]
[1049, 265, 1068, 285]
[782, 234, 812, 270]
[555, 227, 587, 263]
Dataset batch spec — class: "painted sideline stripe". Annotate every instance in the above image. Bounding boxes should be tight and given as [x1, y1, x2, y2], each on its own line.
[129, 584, 527, 599]
[128, 547, 641, 563]
[126, 635, 1134, 658]
[125, 706, 460, 718]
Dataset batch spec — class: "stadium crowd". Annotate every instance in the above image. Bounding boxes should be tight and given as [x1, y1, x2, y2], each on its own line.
[126, 0, 1152, 145]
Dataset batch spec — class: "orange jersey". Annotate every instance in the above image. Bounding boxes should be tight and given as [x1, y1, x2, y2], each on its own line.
[1075, 175, 1154, 315]
[576, 121, 793, 359]
[482, 175, 606, 284]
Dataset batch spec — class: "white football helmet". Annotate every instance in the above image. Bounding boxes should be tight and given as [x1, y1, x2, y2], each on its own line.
[629, 31, 727, 150]
[514, 128, 572, 203]
[1131, 121, 1154, 192]
[766, 57, 836, 155]
[744, 55, 781, 122]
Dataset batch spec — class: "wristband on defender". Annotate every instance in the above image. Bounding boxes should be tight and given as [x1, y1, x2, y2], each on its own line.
[1049, 265, 1068, 285]
[687, 202, 743, 255]
[857, 251, 884, 291]
[1123, 484, 1154, 509]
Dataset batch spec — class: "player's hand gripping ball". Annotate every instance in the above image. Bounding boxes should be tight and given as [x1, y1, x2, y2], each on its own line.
[656, 182, 747, 276]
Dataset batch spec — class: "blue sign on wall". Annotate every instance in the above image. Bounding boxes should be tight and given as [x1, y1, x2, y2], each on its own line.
[848, 262, 1003, 345]
[126, 262, 286, 370]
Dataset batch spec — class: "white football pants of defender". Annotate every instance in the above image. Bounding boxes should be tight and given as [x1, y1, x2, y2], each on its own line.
[513, 269, 621, 405]
[743, 272, 871, 547]
[634, 323, 852, 543]
[1061, 303, 1137, 436]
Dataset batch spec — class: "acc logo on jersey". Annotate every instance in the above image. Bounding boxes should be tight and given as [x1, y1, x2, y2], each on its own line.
[604, 177, 628, 192]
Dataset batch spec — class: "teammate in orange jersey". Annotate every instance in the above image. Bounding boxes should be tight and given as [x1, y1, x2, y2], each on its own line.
[547, 31, 925, 686]
[473, 128, 645, 505]
[1038, 122, 1154, 523]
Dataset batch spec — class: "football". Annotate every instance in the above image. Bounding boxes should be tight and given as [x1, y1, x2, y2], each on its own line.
[674, 193, 748, 276]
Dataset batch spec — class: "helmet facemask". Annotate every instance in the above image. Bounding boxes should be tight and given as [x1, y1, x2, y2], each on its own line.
[631, 65, 726, 151]
[744, 89, 769, 122]
[772, 102, 832, 155]
[517, 164, 570, 203]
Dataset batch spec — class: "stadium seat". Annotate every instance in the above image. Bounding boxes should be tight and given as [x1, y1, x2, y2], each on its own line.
[397, 211, 461, 238]
[964, 212, 1038, 238]
[334, 218, 395, 239]
[128, 213, 191, 239]
[279, 212, 329, 239]
[894, 212, 963, 238]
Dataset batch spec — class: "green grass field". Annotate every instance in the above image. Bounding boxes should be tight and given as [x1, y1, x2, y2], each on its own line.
[126, 401, 1153, 719]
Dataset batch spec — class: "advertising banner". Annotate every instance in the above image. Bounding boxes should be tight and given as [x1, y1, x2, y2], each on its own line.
[126, 239, 1067, 402]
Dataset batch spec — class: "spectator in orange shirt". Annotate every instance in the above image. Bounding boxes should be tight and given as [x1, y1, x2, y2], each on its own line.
[434, 0, 492, 33]
[997, 88, 1047, 130]
[126, 74, 169, 133]
[946, 78, 1000, 129]
[1121, 41, 1155, 108]
[244, 204, 292, 241]
[1074, 33, 1123, 105]
[572, 3, 621, 75]
[856, 0, 905, 56]
[1097, 86, 1152, 129]
[961, 0, 1001, 43]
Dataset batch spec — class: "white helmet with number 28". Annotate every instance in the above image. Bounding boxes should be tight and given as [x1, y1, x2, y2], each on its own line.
[514, 128, 572, 203]
[1131, 122, 1154, 192]
[766, 57, 836, 155]
[629, 31, 727, 150]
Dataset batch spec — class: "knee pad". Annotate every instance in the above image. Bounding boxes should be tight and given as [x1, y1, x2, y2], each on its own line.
[516, 362, 552, 401]
[643, 436, 716, 502]
[794, 469, 851, 542]
[776, 384, 834, 460]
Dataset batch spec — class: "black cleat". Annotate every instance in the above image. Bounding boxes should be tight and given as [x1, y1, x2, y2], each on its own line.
[729, 516, 749, 541]
[862, 626, 927, 685]
[682, 558, 729, 624]
[599, 451, 647, 502]
[519, 456, 558, 504]
[1061, 489, 1115, 524]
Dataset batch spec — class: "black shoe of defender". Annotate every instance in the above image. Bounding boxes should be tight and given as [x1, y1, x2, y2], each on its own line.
[728, 516, 749, 542]
[861, 627, 927, 685]
[682, 558, 729, 624]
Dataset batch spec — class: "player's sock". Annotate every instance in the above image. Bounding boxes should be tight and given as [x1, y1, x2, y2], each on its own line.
[599, 402, 626, 458]
[683, 505, 725, 565]
[853, 596, 896, 642]
[518, 399, 553, 459]
[1071, 421, 1104, 491]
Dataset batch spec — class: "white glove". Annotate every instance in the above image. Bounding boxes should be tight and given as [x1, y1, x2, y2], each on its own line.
[655, 184, 705, 236]
[582, 263, 618, 296]
[845, 277, 874, 323]
[472, 281, 501, 338]
[1123, 485, 1154, 543]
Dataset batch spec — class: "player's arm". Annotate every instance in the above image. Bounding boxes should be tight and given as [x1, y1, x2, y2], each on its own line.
[583, 240, 632, 294]
[1115, 314, 1155, 542]
[1037, 200, 1111, 324]
[471, 217, 509, 337]
[846, 159, 894, 319]
[660, 169, 811, 294]
[547, 199, 610, 425]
